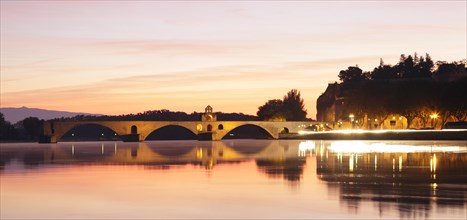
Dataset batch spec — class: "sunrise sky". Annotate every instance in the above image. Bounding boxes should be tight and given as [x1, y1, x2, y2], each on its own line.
[1, 1, 466, 118]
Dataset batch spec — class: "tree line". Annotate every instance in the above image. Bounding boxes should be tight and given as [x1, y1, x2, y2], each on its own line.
[336, 53, 466, 128]
[257, 89, 308, 121]
[55, 110, 258, 121]
[0, 113, 43, 141]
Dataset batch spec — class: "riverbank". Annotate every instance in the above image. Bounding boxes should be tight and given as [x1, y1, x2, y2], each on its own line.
[280, 129, 467, 140]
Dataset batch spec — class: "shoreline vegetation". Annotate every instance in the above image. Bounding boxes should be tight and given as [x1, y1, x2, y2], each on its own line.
[317, 54, 466, 130]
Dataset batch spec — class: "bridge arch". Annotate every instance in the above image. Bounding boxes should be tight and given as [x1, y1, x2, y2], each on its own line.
[280, 127, 289, 133]
[221, 123, 275, 140]
[59, 123, 121, 141]
[144, 125, 198, 140]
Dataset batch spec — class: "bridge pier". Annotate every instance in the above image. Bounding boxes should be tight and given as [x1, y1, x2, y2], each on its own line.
[39, 135, 58, 143]
[198, 132, 214, 141]
[120, 134, 143, 142]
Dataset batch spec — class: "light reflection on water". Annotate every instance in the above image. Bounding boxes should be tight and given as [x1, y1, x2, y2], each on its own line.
[1, 140, 466, 219]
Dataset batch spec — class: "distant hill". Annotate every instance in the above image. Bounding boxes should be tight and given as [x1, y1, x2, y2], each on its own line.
[0, 107, 102, 123]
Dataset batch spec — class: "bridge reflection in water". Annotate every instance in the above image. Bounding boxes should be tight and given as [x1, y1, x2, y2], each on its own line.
[1, 140, 466, 218]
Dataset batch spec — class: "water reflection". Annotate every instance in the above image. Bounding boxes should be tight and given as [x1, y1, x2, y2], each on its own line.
[315, 140, 467, 218]
[1, 140, 466, 219]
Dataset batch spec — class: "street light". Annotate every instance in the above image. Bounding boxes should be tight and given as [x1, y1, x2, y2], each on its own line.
[430, 113, 438, 129]
[390, 116, 396, 129]
[349, 114, 355, 129]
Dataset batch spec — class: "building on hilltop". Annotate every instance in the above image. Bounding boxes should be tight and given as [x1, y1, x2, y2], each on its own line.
[316, 82, 344, 123]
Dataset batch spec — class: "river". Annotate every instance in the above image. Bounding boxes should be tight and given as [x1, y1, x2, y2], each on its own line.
[1, 140, 466, 219]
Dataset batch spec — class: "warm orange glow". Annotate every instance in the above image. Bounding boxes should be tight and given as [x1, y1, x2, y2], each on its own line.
[298, 129, 467, 135]
[398, 156, 402, 172]
[1, 2, 465, 118]
[328, 141, 465, 153]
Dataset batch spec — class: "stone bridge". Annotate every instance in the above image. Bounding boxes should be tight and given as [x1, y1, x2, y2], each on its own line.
[40, 120, 319, 143]
[39, 106, 321, 143]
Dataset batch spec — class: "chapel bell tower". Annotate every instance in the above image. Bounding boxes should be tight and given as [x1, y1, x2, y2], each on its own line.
[202, 105, 217, 121]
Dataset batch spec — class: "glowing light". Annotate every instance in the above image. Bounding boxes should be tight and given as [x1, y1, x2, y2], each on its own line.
[349, 154, 354, 172]
[430, 158, 433, 172]
[299, 141, 315, 157]
[329, 141, 464, 153]
[399, 156, 402, 172]
[320, 145, 324, 160]
[196, 148, 203, 159]
[297, 129, 467, 135]
[374, 155, 377, 171]
[430, 154, 437, 173]
[196, 124, 203, 131]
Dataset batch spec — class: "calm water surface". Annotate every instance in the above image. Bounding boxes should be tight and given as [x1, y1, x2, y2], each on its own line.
[1, 140, 466, 219]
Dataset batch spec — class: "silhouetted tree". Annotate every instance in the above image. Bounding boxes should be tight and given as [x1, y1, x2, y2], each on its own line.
[434, 61, 465, 80]
[322, 53, 467, 129]
[55, 110, 258, 122]
[399, 55, 416, 78]
[257, 99, 285, 121]
[395, 53, 434, 78]
[446, 77, 467, 121]
[257, 89, 308, 121]
[370, 61, 399, 80]
[338, 66, 368, 83]
[282, 89, 307, 121]
[0, 113, 18, 140]
[21, 117, 43, 140]
[417, 53, 434, 77]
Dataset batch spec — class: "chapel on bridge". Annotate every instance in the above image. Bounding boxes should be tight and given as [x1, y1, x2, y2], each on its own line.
[201, 105, 217, 122]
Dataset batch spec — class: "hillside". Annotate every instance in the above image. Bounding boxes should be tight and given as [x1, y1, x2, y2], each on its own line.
[0, 107, 102, 123]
